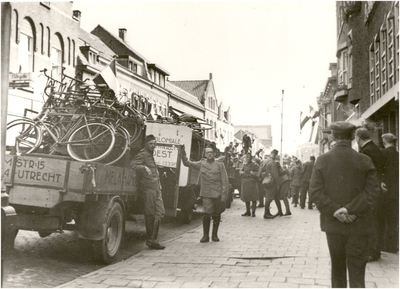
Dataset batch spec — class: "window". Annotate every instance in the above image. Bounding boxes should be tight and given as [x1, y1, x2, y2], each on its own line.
[72, 40, 75, 67]
[18, 19, 34, 73]
[51, 34, 63, 80]
[67, 37, 71, 65]
[374, 36, 381, 101]
[388, 18, 395, 88]
[40, 23, 44, 54]
[369, 44, 375, 103]
[88, 51, 97, 64]
[338, 50, 348, 86]
[381, 27, 387, 95]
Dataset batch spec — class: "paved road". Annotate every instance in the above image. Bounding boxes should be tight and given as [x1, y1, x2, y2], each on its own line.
[2, 210, 204, 288]
[59, 200, 399, 288]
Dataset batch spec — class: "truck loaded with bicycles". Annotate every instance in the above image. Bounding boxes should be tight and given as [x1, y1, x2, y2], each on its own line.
[3, 69, 212, 263]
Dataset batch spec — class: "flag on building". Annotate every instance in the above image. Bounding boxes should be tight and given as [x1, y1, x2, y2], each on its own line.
[309, 105, 320, 119]
[300, 111, 310, 131]
[143, 59, 152, 80]
[93, 58, 119, 93]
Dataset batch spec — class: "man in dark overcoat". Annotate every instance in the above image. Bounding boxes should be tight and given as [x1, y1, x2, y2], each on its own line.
[309, 121, 380, 288]
[380, 133, 399, 253]
[355, 127, 385, 261]
[299, 156, 315, 209]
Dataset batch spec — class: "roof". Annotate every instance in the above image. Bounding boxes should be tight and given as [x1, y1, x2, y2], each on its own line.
[78, 27, 115, 60]
[91, 25, 169, 76]
[165, 81, 203, 109]
[170, 80, 208, 102]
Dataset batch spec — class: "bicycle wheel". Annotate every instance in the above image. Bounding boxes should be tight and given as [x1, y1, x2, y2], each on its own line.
[6, 120, 43, 154]
[98, 126, 130, 165]
[67, 123, 115, 162]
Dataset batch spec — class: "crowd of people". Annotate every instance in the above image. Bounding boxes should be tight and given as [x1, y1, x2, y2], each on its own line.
[131, 121, 398, 288]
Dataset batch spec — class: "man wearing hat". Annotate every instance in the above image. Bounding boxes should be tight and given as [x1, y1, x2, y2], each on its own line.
[309, 121, 380, 288]
[380, 133, 399, 253]
[130, 134, 166, 250]
[181, 144, 228, 243]
[257, 149, 284, 219]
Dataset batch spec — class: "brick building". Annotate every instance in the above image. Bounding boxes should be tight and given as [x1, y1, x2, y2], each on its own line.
[333, 1, 399, 147]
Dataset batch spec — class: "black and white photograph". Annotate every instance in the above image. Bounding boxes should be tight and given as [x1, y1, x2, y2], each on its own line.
[1, 1, 399, 288]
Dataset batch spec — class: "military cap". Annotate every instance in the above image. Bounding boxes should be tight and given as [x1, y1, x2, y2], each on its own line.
[145, 134, 156, 143]
[330, 121, 356, 134]
[382, 133, 398, 142]
[270, 149, 279, 155]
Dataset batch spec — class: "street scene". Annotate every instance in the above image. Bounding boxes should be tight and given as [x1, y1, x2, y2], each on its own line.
[1, 1, 399, 288]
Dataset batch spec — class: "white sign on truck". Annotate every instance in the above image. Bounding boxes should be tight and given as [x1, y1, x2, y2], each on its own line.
[145, 122, 192, 186]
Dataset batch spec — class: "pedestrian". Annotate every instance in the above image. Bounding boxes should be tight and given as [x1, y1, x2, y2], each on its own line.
[289, 160, 302, 207]
[129, 134, 166, 250]
[253, 157, 265, 207]
[276, 161, 292, 216]
[299, 156, 315, 209]
[380, 133, 399, 253]
[355, 127, 385, 262]
[239, 153, 260, 217]
[257, 149, 284, 219]
[181, 144, 228, 243]
[309, 121, 380, 288]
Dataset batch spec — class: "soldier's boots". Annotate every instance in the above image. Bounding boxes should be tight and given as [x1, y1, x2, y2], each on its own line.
[146, 219, 165, 250]
[200, 216, 211, 243]
[212, 216, 220, 242]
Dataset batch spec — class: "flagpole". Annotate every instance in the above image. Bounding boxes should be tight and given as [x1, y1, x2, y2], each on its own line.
[280, 89, 284, 167]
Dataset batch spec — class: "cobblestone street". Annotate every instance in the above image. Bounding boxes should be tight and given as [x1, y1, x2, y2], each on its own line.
[58, 199, 399, 288]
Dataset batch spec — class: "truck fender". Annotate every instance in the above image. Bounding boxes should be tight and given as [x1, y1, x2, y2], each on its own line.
[75, 195, 126, 241]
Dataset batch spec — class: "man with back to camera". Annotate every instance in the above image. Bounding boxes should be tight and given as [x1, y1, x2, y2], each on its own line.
[299, 156, 315, 209]
[181, 144, 228, 243]
[129, 134, 166, 250]
[309, 121, 380, 288]
[257, 149, 284, 219]
[380, 133, 399, 253]
[355, 127, 385, 262]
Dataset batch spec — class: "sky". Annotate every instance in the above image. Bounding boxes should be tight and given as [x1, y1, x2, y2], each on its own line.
[73, 0, 337, 154]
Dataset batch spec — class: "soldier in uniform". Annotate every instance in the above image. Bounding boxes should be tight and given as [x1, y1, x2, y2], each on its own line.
[130, 134, 165, 250]
[181, 145, 228, 243]
[309, 121, 380, 288]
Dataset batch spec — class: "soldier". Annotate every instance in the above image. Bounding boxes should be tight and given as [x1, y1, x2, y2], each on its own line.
[310, 121, 380, 288]
[129, 134, 165, 250]
[181, 145, 228, 243]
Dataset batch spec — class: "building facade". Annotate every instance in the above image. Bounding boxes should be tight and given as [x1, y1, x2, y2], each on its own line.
[171, 74, 234, 151]
[334, 1, 399, 148]
[5, 2, 210, 150]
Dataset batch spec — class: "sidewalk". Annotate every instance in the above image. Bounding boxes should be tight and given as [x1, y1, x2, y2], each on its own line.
[59, 200, 399, 288]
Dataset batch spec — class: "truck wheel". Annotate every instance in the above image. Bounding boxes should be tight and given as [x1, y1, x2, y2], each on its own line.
[181, 209, 193, 224]
[38, 231, 52, 238]
[92, 202, 125, 264]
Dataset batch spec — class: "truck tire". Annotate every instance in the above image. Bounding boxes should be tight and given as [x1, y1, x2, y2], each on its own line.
[181, 209, 193, 224]
[92, 202, 125, 264]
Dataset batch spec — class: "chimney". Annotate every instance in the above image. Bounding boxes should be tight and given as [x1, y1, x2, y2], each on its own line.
[209, 73, 212, 80]
[119, 28, 127, 41]
[73, 10, 81, 23]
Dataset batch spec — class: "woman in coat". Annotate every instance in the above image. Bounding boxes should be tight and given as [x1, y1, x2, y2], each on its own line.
[239, 153, 260, 217]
